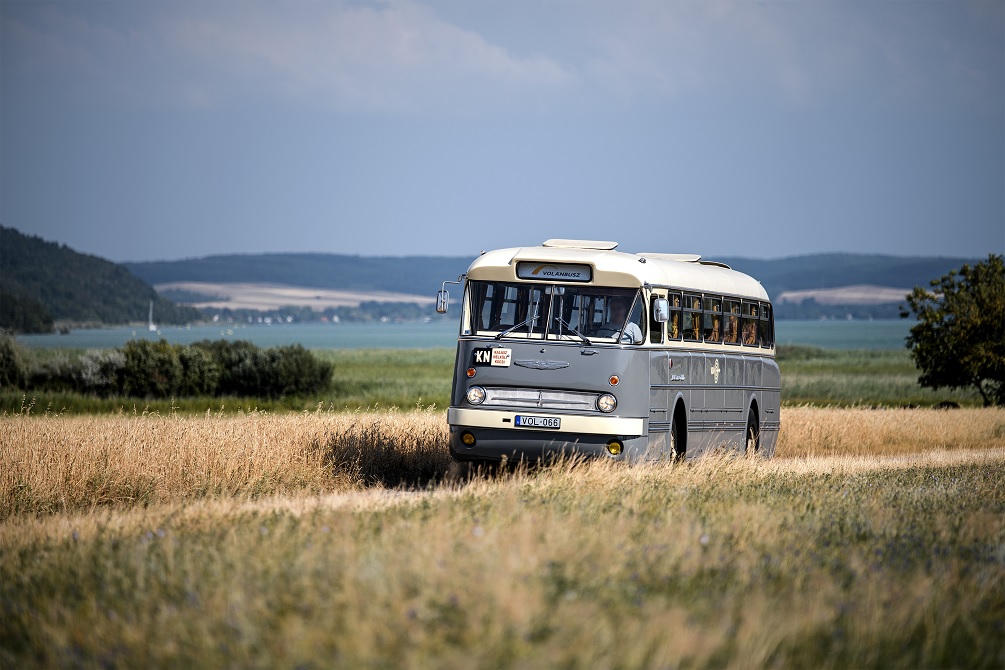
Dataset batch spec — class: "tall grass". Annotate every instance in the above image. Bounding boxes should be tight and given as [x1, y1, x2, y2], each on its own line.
[3, 407, 1003, 521]
[2, 447, 1002, 668]
[0, 407, 451, 520]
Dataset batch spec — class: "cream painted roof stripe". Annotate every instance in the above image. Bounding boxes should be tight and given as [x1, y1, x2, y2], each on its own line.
[465, 241, 770, 301]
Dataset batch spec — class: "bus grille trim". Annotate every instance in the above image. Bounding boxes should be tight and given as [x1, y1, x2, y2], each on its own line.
[480, 387, 600, 412]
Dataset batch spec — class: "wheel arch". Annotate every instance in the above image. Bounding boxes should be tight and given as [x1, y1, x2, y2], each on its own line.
[671, 393, 687, 458]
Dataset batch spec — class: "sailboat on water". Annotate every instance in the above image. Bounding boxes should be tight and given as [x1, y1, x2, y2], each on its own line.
[148, 300, 157, 332]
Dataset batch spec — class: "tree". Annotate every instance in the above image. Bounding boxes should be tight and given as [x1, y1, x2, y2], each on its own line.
[901, 254, 1005, 406]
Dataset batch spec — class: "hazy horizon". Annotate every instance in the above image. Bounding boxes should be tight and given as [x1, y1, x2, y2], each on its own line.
[2, 1, 1002, 263]
[4, 223, 990, 266]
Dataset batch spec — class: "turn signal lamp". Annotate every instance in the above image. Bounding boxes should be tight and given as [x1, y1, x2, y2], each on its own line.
[606, 439, 624, 456]
[466, 367, 477, 378]
[609, 375, 620, 386]
[461, 431, 476, 446]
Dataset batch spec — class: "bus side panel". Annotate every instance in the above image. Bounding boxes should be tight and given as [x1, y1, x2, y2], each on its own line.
[723, 352, 745, 447]
[686, 353, 707, 454]
[704, 351, 726, 434]
[760, 357, 781, 456]
[647, 350, 669, 459]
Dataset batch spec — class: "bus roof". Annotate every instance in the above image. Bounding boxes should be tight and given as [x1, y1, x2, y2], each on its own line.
[465, 240, 771, 301]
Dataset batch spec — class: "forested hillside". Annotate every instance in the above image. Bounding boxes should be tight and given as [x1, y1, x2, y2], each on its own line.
[126, 253, 472, 297]
[0, 226, 202, 332]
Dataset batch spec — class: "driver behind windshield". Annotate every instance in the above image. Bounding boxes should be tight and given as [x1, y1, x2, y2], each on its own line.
[592, 297, 643, 344]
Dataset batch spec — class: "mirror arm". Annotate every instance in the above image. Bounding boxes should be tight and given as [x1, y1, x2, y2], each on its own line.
[436, 275, 465, 314]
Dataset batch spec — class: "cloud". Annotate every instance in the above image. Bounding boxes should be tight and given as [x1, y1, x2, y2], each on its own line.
[158, 0, 574, 113]
[3, 0, 1000, 115]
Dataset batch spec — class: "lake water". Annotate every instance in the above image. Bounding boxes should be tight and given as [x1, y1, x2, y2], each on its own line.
[18, 318, 912, 350]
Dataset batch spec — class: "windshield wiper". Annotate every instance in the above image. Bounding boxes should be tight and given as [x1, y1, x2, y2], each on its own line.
[553, 317, 591, 345]
[495, 315, 538, 340]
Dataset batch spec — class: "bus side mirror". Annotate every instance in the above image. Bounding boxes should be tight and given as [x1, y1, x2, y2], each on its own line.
[436, 290, 449, 314]
[653, 298, 669, 323]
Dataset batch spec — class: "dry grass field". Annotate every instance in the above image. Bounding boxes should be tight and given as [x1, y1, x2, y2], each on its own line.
[2, 408, 1004, 667]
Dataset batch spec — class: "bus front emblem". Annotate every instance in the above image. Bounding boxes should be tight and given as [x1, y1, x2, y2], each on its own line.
[710, 359, 721, 384]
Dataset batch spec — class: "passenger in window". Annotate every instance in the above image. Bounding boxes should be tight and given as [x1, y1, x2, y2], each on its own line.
[726, 310, 739, 343]
[690, 298, 701, 340]
[743, 319, 757, 345]
[704, 301, 721, 341]
[670, 296, 680, 339]
[590, 297, 643, 344]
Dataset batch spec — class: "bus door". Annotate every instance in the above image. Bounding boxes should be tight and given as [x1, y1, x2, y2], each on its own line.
[647, 288, 670, 441]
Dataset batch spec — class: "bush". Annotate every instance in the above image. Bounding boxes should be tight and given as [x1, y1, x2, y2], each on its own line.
[177, 345, 220, 397]
[121, 339, 184, 398]
[29, 353, 80, 392]
[192, 340, 333, 399]
[191, 340, 262, 396]
[5, 337, 332, 400]
[0, 330, 30, 389]
[262, 344, 333, 399]
[77, 349, 126, 394]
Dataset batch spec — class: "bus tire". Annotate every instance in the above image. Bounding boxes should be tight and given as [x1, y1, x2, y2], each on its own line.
[745, 407, 760, 455]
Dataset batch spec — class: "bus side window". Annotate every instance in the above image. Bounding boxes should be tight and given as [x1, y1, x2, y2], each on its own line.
[724, 300, 740, 344]
[668, 293, 682, 340]
[682, 294, 701, 341]
[759, 303, 773, 348]
[703, 296, 722, 343]
[649, 294, 665, 344]
[741, 301, 759, 346]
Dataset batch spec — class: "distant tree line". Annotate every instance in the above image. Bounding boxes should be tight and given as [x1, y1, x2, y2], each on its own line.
[203, 301, 446, 324]
[773, 299, 903, 320]
[0, 333, 333, 400]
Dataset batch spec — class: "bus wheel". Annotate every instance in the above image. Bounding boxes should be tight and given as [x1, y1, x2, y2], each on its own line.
[745, 408, 760, 455]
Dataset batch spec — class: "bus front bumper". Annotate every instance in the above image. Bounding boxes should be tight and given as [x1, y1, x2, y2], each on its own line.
[447, 407, 646, 463]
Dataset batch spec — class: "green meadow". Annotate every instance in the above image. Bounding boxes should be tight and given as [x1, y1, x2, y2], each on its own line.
[1, 345, 984, 415]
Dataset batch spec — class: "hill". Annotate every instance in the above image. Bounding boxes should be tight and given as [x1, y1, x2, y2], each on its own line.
[126, 253, 472, 297]
[125, 248, 982, 319]
[0, 226, 202, 332]
[716, 253, 980, 296]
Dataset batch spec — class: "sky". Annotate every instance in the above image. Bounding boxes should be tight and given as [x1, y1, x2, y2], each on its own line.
[1, 0, 1003, 263]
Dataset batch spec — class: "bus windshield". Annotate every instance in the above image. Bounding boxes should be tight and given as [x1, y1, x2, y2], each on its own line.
[466, 281, 644, 344]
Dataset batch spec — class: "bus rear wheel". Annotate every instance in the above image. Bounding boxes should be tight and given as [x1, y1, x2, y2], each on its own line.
[745, 408, 760, 455]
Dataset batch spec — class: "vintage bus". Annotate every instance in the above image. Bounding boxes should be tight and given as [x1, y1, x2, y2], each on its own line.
[436, 239, 779, 462]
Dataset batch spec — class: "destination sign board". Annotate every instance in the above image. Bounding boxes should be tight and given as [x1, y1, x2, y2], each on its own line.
[516, 262, 592, 283]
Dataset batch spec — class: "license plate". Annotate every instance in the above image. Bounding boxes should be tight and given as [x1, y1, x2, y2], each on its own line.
[514, 415, 561, 429]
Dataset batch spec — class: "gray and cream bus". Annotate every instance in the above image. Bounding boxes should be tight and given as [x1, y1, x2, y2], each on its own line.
[436, 239, 779, 463]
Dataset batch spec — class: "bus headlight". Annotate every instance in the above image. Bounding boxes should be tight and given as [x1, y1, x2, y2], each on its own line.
[597, 393, 617, 413]
[466, 386, 487, 405]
